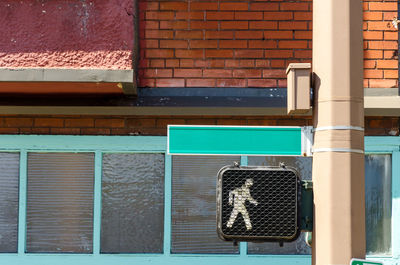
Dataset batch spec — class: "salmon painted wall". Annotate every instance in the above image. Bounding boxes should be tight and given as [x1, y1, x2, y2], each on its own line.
[0, 0, 134, 69]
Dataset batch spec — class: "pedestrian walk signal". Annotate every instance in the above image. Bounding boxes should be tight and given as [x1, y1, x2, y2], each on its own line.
[217, 164, 301, 242]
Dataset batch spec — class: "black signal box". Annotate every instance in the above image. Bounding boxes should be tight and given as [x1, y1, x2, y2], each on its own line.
[217, 165, 301, 243]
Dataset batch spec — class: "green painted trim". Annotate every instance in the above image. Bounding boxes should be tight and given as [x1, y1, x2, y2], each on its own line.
[0, 135, 166, 151]
[168, 126, 302, 156]
[391, 151, 400, 259]
[18, 150, 27, 254]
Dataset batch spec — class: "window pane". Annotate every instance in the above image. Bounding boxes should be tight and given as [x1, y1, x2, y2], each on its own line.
[172, 156, 239, 254]
[26, 153, 94, 253]
[247, 156, 312, 255]
[365, 154, 391, 256]
[101, 153, 164, 253]
[0, 153, 19, 253]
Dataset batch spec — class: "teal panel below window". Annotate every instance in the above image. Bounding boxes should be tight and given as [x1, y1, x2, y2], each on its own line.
[168, 126, 302, 155]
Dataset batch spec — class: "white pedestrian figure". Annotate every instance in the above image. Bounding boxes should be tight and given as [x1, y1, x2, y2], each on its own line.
[226, 178, 258, 230]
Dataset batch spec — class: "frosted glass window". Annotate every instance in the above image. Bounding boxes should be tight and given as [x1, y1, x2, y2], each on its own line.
[101, 153, 164, 253]
[0, 153, 19, 253]
[26, 153, 94, 253]
[172, 156, 239, 254]
[365, 154, 391, 256]
[247, 156, 312, 255]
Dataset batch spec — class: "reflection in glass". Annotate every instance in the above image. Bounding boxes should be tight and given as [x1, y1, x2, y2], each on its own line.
[172, 156, 239, 254]
[101, 153, 164, 253]
[365, 154, 391, 256]
[26, 153, 94, 253]
[247, 156, 312, 255]
[0, 153, 19, 253]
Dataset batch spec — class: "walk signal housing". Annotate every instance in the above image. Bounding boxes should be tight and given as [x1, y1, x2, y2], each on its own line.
[217, 165, 301, 242]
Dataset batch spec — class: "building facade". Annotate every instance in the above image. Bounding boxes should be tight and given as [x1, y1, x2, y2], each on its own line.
[0, 0, 399, 264]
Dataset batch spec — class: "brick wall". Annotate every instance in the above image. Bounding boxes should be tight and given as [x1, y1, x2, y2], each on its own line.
[0, 115, 397, 136]
[364, 0, 399, 88]
[139, 0, 398, 88]
[138, 0, 313, 88]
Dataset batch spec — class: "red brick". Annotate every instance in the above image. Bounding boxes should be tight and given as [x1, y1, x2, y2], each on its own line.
[364, 31, 383, 40]
[205, 49, 234, 58]
[294, 31, 312, 39]
[249, 21, 277, 29]
[384, 70, 398, 79]
[263, 69, 286, 78]
[81, 128, 111, 135]
[203, 69, 232, 78]
[142, 69, 173, 78]
[248, 79, 277, 87]
[220, 40, 248, 48]
[280, 3, 309, 11]
[384, 32, 398, 40]
[146, 11, 174, 20]
[166, 59, 179, 67]
[126, 118, 156, 128]
[176, 12, 204, 20]
[145, 30, 173, 39]
[369, 79, 397, 88]
[191, 2, 218, 10]
[141, 21, 159, 30]
[186, 79, 216, 87]
[174, 69, 202, 78]
[235, 31, 264, 39]
[175, 30, 203, 39]
[65, 119, 94, 128]
[364, 60, 376, 69]
[209, 59, 225, 68]
[156, 79, 185, 87]
[264, 12, 292, 20]
[369, 2, 397, 11]
[250, 3, 279, 11]
[175, 49, 204, 58]
[139, 79, 155, 87]
[279, 21, 308, 30]
[216, 79, 246, 87]
[364, 50, 383, 59]
[239, 60, 255, 68]
[235, 50, 264, 58]
[186, 119, 217, 125]
[150, 59, 165, 68]
[249, 40, 277, 48]
[205, 31, 234, 39]
[364, 69, 383, 79]
[4, 118, 33, 128]
[221, 21, 248, 30]
[384, 50, 398, 59]
[160, 40, 188, 49]
[235, 12, 263, 20]
[294, 50, 312, 58]
[191, 21, 218, 29]
[139, 2, 159, 11]
[279, 40, 308, 49]
[156, 119, 186, 128]
[220, 3, 249, 11]
[35, 118, 64, 127]
[367, 41, 397, 50]
[180, 59, 195, 67]
[255, 60, 271, 68]
[264, 30, 293, 39]
[376, 60, 398, 69]
[226, 60, 240, 68]
[160, 2, 188, 11]
[206, 12, 234, 20]
[145, 49, 174, 58]
[160, 21, 188, 30]
[141, 39, 158, 49]
[294, 12, 312, 20]
[265, 50, 293, 58]
[270, 60, 285, 68]
[363, 12, 382, 21]
[368, 21, 391, 30]
[190, 40, 218, 48]
[233, 69, 261, 78]
[194, 60, 207, 67]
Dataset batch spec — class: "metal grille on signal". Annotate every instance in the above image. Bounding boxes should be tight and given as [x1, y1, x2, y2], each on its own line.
[217, 165, 300, 242]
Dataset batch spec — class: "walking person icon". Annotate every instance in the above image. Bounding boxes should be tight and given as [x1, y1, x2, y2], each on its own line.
[226, 178, 258, 230]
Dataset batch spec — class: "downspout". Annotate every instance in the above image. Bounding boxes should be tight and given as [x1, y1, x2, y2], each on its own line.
[312, 0, 366, 264]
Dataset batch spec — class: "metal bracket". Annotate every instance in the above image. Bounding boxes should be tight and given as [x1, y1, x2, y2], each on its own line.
[300, 180, 313, 232]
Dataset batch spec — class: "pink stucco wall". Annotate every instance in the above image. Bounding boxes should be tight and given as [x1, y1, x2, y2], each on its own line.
[0, 0, 133, 69]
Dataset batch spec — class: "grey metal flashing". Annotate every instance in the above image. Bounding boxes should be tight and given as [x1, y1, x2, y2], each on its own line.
[0, 68, 134, 83]
[0, 106, 293, 116]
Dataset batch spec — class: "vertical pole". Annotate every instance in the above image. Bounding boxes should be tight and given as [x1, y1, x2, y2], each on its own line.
[312, 0, 365, 265]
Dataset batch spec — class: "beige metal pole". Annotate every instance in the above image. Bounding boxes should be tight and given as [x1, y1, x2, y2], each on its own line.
[312, 0, 366, 265]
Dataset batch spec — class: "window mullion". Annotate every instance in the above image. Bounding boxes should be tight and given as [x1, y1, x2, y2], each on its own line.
[164, 154, 172, 255]
[17, 150, 27, 254]
[392, 150, 400, 259]
[93, 151, 102, 255]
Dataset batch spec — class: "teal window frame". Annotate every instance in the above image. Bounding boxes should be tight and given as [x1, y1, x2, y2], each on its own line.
[0, 135, 398, 265]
